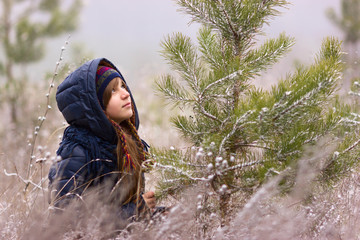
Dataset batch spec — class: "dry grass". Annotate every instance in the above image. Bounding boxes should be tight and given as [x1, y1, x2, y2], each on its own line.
[1, 80, 360, 239]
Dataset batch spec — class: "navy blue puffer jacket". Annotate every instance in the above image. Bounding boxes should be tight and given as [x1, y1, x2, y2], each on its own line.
[48, 58, 147, 219]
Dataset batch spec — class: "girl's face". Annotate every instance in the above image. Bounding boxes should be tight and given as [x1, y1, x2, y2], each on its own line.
[105, 77, 133, 123]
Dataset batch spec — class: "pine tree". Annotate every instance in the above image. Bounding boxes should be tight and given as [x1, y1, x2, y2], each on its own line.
[325, 0, 360, 181]
[327, 0, 360, 92]
[153, 0, 360, 226]
[0, 0, 82, 124]
[327, 0, 360, 56]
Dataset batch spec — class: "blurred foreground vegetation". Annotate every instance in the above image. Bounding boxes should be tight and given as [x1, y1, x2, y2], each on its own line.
[1, 0, 360, 239]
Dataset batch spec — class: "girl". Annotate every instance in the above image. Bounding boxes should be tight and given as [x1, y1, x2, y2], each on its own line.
[48, 58, 155, 221]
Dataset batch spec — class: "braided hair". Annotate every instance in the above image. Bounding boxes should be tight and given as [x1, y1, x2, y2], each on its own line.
[102, 75, 147, 209]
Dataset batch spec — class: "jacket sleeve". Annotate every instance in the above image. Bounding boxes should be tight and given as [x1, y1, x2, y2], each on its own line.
[48, 145, 89, 209]
[48, 144, 149, 220]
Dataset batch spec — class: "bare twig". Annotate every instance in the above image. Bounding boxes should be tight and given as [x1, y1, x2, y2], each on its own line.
[26, 36, 70, 180]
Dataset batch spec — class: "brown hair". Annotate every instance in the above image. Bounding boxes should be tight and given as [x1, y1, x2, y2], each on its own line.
[103, 77, 144, 206]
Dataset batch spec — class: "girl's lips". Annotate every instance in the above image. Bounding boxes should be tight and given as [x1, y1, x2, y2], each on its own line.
[123, 102, 131, 108]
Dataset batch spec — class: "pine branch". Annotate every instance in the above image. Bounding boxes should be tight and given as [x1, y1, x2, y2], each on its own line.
[163, 178, 189, 184]
[155, 162, 207, 182]
[198, 26, 224, 70]
[219, 110, 255, 154]
[156, 74, 194, 105]
[351, 112, 360, 119]
[273, 85, 322, 121]
[243, 33, 294, 78]
[348, 90, 360, 97]
[172, 115, 212, 138]
[341, 117, 360, 126]
[177, 0, 237, 42]
[277, 150, 302, 159]
[234, 143, 275, 151]
[302, 117, 342, 145]
[178, 0, 289, 50]
[203, 94, 231, 100]
[154, 154, 207, 168]
[272, 38, 342, 121]
[220, 159, 266, 174]
[161, 33, 201, 93]
[196, 101, 222, 123]
[200, 69, 242, 97]
[155, 1, 352, 218]
[341, 138, 360, 154]
[272, 75, 336, 122]
[216, 0, 241, 53]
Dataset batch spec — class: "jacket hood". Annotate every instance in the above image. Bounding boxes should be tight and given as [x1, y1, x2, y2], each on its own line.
[56, 58, 140, 143]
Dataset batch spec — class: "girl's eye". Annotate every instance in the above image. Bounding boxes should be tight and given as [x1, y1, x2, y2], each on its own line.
[112, 88, 116, 93]
[121, 83, 126, 89]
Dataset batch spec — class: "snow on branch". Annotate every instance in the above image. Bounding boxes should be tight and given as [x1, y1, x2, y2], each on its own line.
[341, 118, 360, 126]
[200, 69, 242, 97]
[218, 0, 240, 48]
[220, 159, 266, 174]
[341, 138, 360, 155]
[155, 162, 208, 182]
[175, 118, 211, 136]
[219, 110, 254, 154]
[178, 51, 200, 91]
[197, 102, 222, 123]
[348, 90, 360, 97]
[273, 79, 333, 121]
[179, 0, 221, 31]
[162, 88, 194, 103]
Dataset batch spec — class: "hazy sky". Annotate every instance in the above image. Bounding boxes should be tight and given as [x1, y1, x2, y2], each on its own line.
[46, 0, 342, 89]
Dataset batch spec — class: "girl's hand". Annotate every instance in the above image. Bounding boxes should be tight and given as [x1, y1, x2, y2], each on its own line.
[143, 191, 156, 209]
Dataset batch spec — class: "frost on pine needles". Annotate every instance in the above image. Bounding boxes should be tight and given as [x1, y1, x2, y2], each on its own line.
[153, 0, 360, 229]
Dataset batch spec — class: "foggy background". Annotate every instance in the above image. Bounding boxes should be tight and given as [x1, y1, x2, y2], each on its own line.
[42, 0, 342, 90]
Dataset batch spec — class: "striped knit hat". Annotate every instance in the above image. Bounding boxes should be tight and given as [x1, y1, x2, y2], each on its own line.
[96, 66, 121, 109]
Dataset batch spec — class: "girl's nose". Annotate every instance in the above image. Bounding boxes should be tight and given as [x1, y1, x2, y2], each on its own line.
[121, 89, 130, 99]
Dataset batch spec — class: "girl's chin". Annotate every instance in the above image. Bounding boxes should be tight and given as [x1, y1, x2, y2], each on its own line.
[118, 114, 133, 123]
